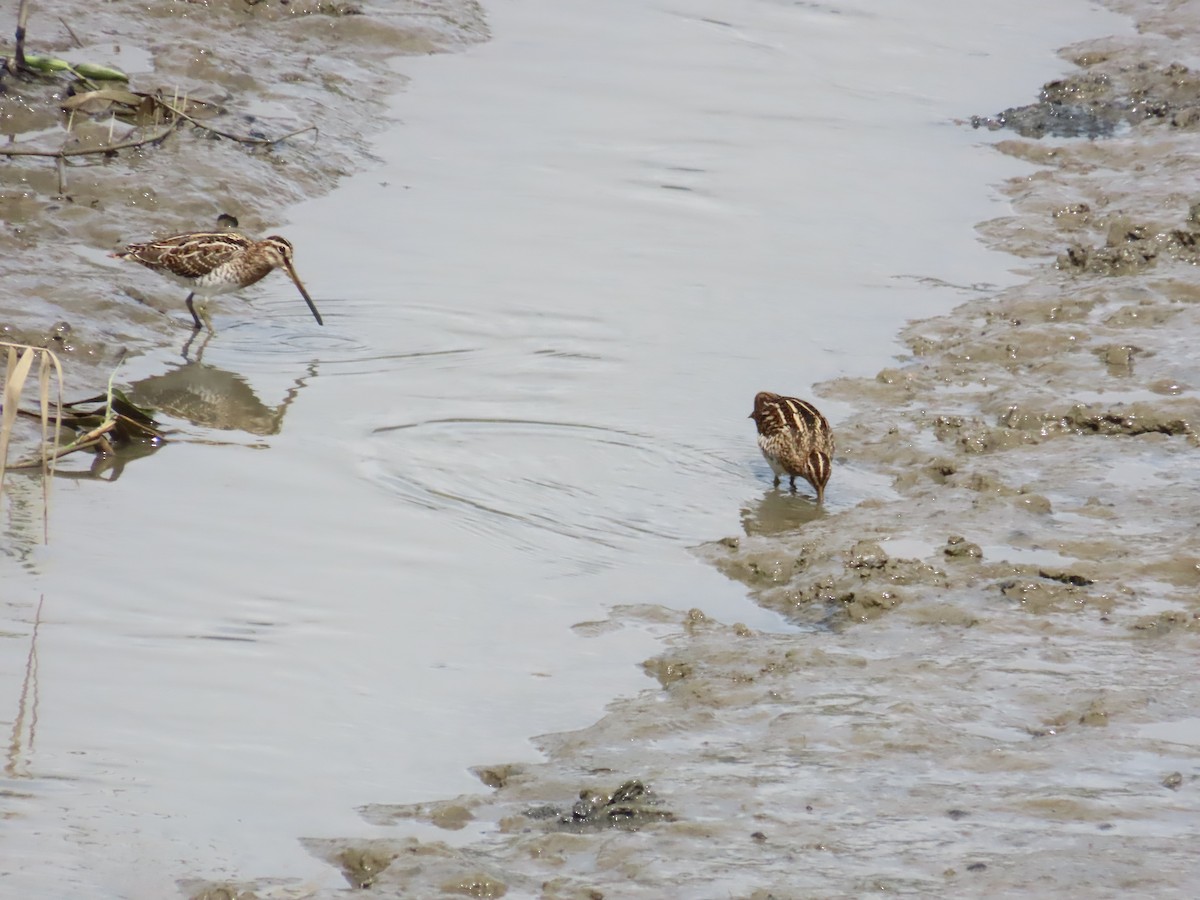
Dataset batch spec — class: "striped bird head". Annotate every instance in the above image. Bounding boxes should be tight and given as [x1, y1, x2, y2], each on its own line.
[748, 391, 777, 422]
[260, 236, 296, 268]
[259, 236, 324, 326]
[749, 391, 783, 427]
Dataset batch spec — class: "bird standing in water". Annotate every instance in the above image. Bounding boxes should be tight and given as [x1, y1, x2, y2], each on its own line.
[750, 391, 834, 503]
[111, 232, 324, 332]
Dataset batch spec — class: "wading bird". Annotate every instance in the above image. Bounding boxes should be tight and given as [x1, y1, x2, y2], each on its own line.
[749, 391, 834, 503]
[111, 231, 324, 332]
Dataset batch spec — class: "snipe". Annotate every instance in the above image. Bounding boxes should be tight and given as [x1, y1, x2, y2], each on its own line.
[749, 391, 834, 502]
[111, 231, 324, 332]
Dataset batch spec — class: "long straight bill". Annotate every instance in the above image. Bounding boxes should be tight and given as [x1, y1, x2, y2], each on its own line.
[284, 261, 324, 325]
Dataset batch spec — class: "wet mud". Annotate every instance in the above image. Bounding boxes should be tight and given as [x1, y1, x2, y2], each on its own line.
[176, 3, 1200, 898]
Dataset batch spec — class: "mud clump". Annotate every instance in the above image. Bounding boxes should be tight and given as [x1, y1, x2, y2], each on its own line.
[1061, 403, 1195, 437]
[1055, 209, 1200, 275]
[472, 763, 525, 790]
[335, 845, 399, 889]
[707, 538, 944, 626]
[186, 887, 257, 900]
[439, 873, 508, 897]
[304, 837, 515, 896]
[943, 535, 983, 559]
[533, 780, 675, 834]
[993, 400, 1198, 441]
[1131, 610, 1198, 635]
[971, 61, 1200, 138]
[642, 656, 693, 687]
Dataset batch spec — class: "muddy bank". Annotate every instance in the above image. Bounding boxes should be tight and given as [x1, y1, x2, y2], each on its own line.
[175, 4, 1200, 898]
[1, 0, 485, 383]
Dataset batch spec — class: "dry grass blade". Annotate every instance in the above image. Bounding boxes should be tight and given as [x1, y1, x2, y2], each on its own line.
[9, 364, 160, 474]
[0, 345, 36, 492]
[37, 348, 63, 537]
[1, 342, 64, 543]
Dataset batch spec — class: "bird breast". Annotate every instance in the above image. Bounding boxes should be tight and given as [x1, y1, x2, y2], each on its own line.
[194, 257, 274, 293]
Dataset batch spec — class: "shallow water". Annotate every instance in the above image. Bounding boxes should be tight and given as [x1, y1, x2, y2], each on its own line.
[1, 0, 1132, 894]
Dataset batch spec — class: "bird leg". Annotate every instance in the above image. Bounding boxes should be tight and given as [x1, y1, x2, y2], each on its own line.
[185, 293, 216, 334]
[185, 293, 203, 330]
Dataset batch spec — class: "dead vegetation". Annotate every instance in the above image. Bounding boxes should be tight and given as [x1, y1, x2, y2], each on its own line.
[0, 342, 62, 541]
[1, 342, 164, 541]
[1, 1, 318, 194]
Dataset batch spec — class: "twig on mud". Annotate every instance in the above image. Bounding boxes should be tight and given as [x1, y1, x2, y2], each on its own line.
[158, 97, 318, 146]
[0, 110, 315, 159]
[0, 120, 179, 158]
[57, 16, 83, 49]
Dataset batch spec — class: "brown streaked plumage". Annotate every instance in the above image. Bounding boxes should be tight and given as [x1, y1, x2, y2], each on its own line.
[749, 391, 834, 502]
[110, 232, 324, 332]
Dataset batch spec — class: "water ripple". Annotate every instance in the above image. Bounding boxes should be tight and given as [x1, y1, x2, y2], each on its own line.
[360, 416, 742, 566]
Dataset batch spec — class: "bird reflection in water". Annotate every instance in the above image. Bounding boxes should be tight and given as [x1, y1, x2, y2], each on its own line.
[740, 488, 826, 537]
[128, 358, 317, 437]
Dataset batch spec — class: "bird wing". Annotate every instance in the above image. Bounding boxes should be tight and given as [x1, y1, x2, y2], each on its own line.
[121, 232, 253, 278]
